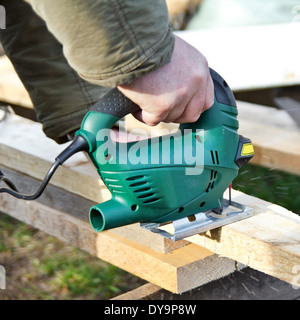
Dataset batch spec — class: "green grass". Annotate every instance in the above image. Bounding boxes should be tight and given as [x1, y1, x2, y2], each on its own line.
[0, 213, 145, 300]
[233, 164, 300, 214]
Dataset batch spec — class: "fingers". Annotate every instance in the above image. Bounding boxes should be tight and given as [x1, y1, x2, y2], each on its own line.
[119, 35, 215, 127]
[132, 106, 170, 126]
[134, 73, 214, 126]
[165, 73, 215, 124]
[203, 72, 215, 111]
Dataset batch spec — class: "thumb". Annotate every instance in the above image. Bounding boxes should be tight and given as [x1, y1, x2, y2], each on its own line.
[132, 109, 163, 126]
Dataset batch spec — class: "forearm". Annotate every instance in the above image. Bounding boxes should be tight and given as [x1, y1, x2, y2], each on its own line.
[29, 0, 175, 87]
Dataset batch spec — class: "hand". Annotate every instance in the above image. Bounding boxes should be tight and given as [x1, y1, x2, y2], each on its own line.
[118, 35, 214, 126]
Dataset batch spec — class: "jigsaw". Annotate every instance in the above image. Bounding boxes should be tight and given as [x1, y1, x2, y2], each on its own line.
[0, 68, 254, 240]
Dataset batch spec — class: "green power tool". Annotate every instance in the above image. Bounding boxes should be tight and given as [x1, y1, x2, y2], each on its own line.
[0, 69, 254, 240]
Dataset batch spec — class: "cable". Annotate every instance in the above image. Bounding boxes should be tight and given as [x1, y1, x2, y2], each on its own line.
[0, 105, 14, 122]
[0, 134, 89, 200]
[0, 172, 18, 191]
[0, 160, 60, 200]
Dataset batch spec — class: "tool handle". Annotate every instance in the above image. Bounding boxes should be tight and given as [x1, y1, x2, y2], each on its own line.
[90, 88, 140, 118]
[89, 68, 236, 119]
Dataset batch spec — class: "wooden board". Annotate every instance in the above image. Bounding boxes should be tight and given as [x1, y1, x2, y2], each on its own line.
[112, 267, 300, 300]
[0, 186, 237, 294]
[1, 164, 300, 292]
[0, 56, 32, 108]
[175, 23, 300, 91]
[166, 0, 203, 16]
[237, 101, 300, 175]
[239, 119, 300, 175]
[159, 188, 300, 287]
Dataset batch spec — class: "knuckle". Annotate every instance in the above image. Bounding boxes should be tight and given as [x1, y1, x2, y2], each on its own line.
[193, 61, 209, 84]
[193, 71, 205, 85]
[178, 86, 189, 101]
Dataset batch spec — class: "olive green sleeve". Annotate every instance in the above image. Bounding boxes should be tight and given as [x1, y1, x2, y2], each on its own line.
[28, 0, 175, 87]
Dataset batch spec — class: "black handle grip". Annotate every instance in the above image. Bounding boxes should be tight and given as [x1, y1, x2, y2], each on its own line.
[90, 68, 236, 119]
[90, 87, 140, 118]
[209, 68, 236, 108]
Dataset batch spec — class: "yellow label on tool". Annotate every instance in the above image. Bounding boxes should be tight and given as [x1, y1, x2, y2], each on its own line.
[241, 143, 254, 156]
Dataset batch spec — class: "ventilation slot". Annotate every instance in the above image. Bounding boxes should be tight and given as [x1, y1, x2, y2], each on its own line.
[127, 175, 148, 188]
[206, 170, 217, 193]
[206, 182, 212, 193]
[143, 198, 160, 204]
[126, 175, 145, 181]
[104, 177, 125, 193]
[129, 181, 148, 187]
[138, 193, 155, 199]
[215, 151, 219, 165]
[127, 176, 161, 205]
[106, 184, 124, 194]
[210, 150, 219, 165]
[134, 187, 152, 193]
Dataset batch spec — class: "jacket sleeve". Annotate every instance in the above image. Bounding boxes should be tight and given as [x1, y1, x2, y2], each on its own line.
[28, 0, 175, 87]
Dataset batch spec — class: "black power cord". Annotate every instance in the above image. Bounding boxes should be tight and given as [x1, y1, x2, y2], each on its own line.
[0, 135, 89, 200]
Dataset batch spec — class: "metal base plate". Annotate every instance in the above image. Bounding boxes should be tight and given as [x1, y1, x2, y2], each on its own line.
[141, 199, 253, 241]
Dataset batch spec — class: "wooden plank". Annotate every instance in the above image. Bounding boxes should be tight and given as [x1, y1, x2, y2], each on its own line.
[237, 101, 300, 175]
[96, 231, 235, 293]
[110, 223, 189, 254]
[112, 267, 300, 300]
[237, 100, 299, 131]
[111, 283, 164, 300]
[239, 119, 300, 175]
[0, 189, 237, 294]
[159, 188, 300, 287]
[166, 0, 203, 16]
[2, 168, 298, 294]
[274, 96, 300, 127]
[175, 23, 300, 91]
[0, 56, 32, 108]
